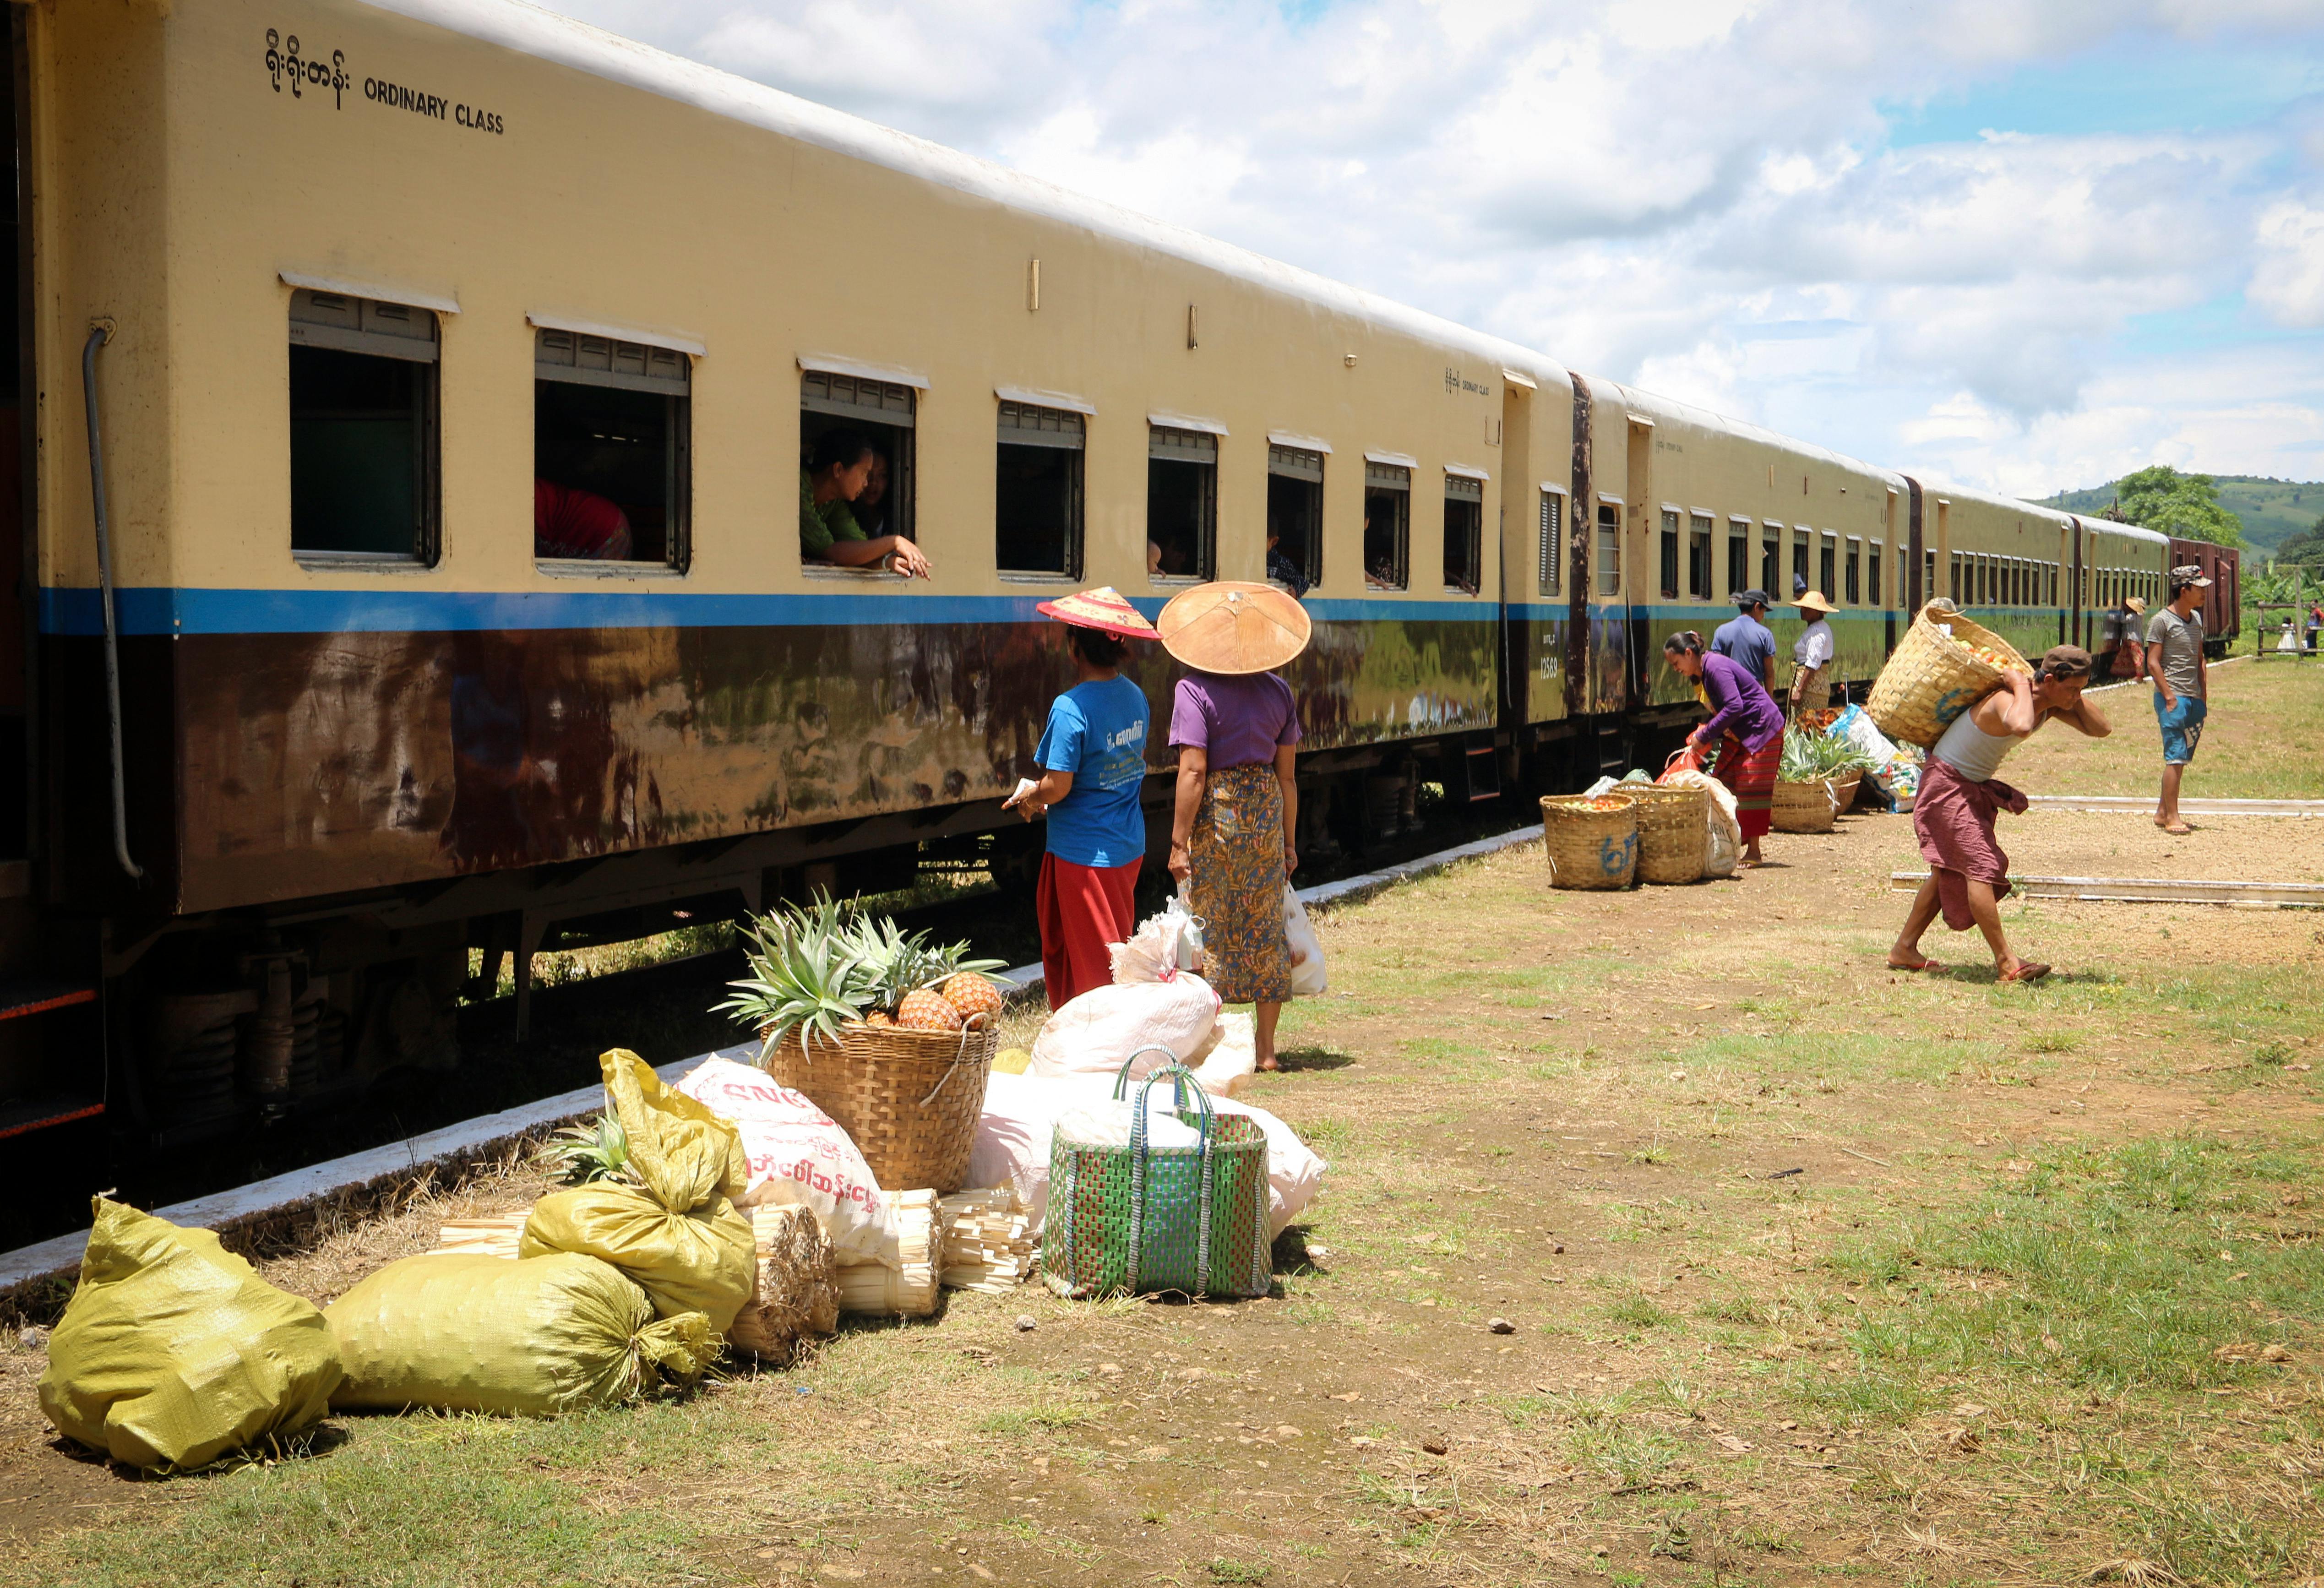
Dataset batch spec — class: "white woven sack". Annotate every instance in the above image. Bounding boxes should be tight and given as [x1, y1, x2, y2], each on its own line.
[675, 1052, 898, 1263]
[1028, 974, 1220, 1079]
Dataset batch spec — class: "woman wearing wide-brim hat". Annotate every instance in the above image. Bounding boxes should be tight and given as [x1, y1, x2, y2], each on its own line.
[1004, 587, 1159, 1009]
[1788, 588, 1840, 719]
[1158, 582, 1311, 1071]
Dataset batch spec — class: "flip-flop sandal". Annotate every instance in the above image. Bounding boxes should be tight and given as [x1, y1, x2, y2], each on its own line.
[1886, 957, 1938, 973]
[2162, 822, 2194, 836]
[1999, 962, 2052, 984]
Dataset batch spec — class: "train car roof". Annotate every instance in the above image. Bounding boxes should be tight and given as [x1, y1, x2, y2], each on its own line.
[372, 0, 1573, 393]
[1910, 478, 2168, 547]
[1595, 381, 1905, 485]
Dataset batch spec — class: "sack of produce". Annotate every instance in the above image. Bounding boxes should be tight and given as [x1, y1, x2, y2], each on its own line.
[672, 1053, 898, 1264]
[1283, 886, 1328, 997]
[1867, 603, 2030, 748]
[521, 1050, 756, 1333]
[327, 1252, 714, 1416]
[39, 1198, 341, 1471]
[1028, 974, 1221, 1079]
[1108, 893, 1206, 984]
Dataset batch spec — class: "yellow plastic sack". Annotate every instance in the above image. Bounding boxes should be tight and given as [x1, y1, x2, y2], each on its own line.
[39, 1198, 341, 1471]
[326, 1252, 716, 1416]
[517, 1050, 755, 1332]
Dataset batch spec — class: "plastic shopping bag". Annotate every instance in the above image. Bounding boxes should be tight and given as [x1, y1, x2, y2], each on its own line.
[1284, 886, 1327, 997]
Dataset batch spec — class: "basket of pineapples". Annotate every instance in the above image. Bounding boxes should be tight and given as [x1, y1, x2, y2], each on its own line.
[719, 897, 1008, 1195]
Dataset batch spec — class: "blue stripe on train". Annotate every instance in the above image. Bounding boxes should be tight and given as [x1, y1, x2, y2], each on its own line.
[43, 587, 1500, 637]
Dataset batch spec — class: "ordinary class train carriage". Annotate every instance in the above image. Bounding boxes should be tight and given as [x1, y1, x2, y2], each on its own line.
[0, 0, 2226, 1150]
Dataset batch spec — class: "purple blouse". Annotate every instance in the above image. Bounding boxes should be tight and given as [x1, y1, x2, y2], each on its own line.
[1168, 671, 1303, 768]
[1698, 652, 1784, 753]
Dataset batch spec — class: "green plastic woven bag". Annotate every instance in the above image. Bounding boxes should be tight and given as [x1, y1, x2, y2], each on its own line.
[327, 1252, 716, 1416]
[1042, 1055, 1271, 1301]
[518, 1050, 754, 1332]
[39, 1198, 342, 1471]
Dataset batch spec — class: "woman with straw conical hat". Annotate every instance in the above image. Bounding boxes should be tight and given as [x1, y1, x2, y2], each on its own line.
[1158, 582, 1312, 1071]
[1004, 587, 1159, 1009]
[1788, 588, 1839, 719]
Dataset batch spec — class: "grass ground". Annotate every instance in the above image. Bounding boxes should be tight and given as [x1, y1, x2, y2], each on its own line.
[2007, 656, 2324, 800]
[5, 681, 2322, 1587]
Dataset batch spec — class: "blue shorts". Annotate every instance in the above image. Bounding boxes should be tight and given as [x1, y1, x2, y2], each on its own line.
[2153, 692, 2206, 765]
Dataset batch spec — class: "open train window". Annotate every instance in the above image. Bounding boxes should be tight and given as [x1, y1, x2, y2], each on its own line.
[1444, 473, 1483, 594]
[1596, 501, 1622, 596]
[1363, 462, 1410, 590]
[996, 400, 1083, 577]
[1538, 489, 1564, 596]
[1819, 533, 1837, 602]
[1868, 540, 1883, 607]
[289, 289, 440, 563]
[1659, 509, 1680, 599]
[1763, 524, 1781, 595]
[1924, 550, 1935, 607]
[1792, 528, 1810, 596]
[1728, 517, 1750, 595]
[802, 369, 916, 569]
[1949, 551, 1963, 604]
[1689, 513, 1713, 598]
[1845, 537, 1861, 605]
[1267, 444, 1324, 592]
[534, 328, 689, 569]
[1148, 425, 1216, 582]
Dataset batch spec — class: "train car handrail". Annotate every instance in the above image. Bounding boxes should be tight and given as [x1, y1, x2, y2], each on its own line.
[78, 322, 141, 880]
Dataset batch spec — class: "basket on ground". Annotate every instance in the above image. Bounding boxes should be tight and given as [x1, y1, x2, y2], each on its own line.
[1539, 794, 1638, 890]
[1771, 778, 1843, 833]
[1627, 783, 1709, 884]
[760, 1022, 998, 1194]
[1044, 1056, 1271, 1301]
[1867, 604, 2030, 749]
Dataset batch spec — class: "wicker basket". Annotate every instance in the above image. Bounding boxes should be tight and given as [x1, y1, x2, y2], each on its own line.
[1834, 770, 1867, 813]
[1628, 783, 1709, 885]
[1540, 794, 1638, 890]
[760, 1021, 998, 1193]
[1867, 603, 2031, 749]
[1770, 778, 1844, 833]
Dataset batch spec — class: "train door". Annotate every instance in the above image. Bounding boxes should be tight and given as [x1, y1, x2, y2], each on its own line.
[0, 12, 27, 870]
[1622, 414, 1652, 710]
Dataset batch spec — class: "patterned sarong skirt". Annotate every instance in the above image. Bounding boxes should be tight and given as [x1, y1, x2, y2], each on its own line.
[1189, 763, 1293, 1005]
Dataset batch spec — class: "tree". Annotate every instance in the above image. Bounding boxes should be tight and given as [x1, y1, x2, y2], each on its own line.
[2110, 464, 2245, 547]
[2275, 517, 2324, 569]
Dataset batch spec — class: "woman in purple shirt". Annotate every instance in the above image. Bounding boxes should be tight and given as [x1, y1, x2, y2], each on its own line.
[1665, 631, 1784, 867]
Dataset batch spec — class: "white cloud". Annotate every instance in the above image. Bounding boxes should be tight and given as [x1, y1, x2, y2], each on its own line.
[537, 0, 2324, 493]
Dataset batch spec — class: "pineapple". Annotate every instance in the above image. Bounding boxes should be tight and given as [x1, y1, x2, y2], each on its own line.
[535, 1111, 635, 1186]
[718, 895, 877, 1055]
[896, 988, 963, 1031]
[938, 971, 1005, 1027]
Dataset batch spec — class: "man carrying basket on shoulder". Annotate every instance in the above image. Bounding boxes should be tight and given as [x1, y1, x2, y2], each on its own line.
[1888, 645, 2109, 984]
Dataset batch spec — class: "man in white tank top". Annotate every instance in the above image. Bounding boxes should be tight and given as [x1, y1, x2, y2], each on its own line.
[1888, 645, 2110, 984]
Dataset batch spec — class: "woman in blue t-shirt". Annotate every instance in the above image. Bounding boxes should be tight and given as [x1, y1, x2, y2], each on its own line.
[1005, 589, 1158, 1008]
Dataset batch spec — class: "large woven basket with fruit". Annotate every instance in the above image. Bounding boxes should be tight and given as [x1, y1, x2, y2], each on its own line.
[1625, 783, 1709, 885]
[1540, 794, 1638, 890]
[1866, 603, 2031, 750]
[720, 898, 1006, 1194]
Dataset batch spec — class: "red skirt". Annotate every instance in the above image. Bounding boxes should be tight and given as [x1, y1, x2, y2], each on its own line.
[1036, 853, 1141, 1011]
[1716, 733, 1781, 842]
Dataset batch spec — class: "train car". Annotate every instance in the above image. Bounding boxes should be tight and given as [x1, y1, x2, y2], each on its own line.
[2070, 518, 2173, 675]
[2167, 538, 2242, 655]
[9, 0, 1592, 1143]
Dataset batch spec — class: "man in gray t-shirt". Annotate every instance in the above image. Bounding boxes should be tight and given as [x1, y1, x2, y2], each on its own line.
[2146, 567, 2211, 834]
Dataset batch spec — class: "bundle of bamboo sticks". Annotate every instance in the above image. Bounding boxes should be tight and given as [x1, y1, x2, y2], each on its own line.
[936, 1187, 1034, 1293]
[429, 1207, 530, 1259]
[833, 1188, 939, 1317]
[733, 1205, 840, 1361]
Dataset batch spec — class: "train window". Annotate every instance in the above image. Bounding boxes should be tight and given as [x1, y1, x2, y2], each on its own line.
[1596, 501, 1622, 596]
[1819, 534, 1837, 602]
[1728, 517, 1751, 595]
[1763, 524, 1781, 595]
[801, 369, 916, 566]
[1868, 540, 1883, 607]
[534, 329, 690, 567]
[1267, 444, 1324, 591]
[1148, 425, 1217, 581]
[1537, 489, 1563, 596]
[1659, 510, 1681, 599]
[1949, 551, 1963, 604]
[996, 401, 1083, 578]
[1845, 537, 1861, 605]
[1792, 528, 1810, 596]
[288, 289, 440, 563]
[1363, 461, 1409, 590]
[1924, 550, 1935, 608]
[1690, 513, 1713, 598]
[1443, 474, 1483, 594]
[2047, 562, 2058, 606]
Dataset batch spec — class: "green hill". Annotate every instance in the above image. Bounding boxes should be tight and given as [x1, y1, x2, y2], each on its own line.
[2038, 475, 2323, 554]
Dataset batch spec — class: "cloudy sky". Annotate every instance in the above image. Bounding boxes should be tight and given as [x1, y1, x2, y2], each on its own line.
[544, 0, 2324, 498]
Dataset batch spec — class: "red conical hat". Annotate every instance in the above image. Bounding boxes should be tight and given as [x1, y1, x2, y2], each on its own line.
[1034, 586, 1158, 640]
[1156, 582, 1312, 675]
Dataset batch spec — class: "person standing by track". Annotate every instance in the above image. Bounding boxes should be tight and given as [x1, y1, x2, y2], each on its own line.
[1159, 583, 1311, 1073]
[2146, 567, 2210, 837]
[1005, 588, 1159, 1010]
[1712, 590, 1777, 693]
[1665, 631, 1784, 868]
[1789, 589, 1838, 718]
[1888, 646, 2109, 983]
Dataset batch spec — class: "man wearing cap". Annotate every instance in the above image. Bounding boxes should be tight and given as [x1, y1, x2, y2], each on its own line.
[2146, 567, 2211, 836]
[1789, 589, 1839, 718]
[1005, 588, 1157, 1009]
[1889, 645, 2109, 983]
[1711, 591, 1777, 692]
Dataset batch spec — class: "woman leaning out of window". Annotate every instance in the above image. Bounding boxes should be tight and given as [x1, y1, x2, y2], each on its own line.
[800, 427, 931, 578]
